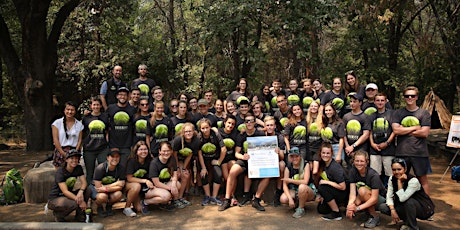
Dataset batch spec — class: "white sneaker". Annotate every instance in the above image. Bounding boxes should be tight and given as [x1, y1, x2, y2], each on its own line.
[123, 208, 137, 217]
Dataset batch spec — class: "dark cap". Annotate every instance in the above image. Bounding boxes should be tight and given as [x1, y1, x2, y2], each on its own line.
[349, 93, 363, 102]
[108, 148, 121, 156]
[66, 149, 82, 159]
[117, 87, 130, 94]
[197, 99, 208, 106]
[289, 147, 300, 155]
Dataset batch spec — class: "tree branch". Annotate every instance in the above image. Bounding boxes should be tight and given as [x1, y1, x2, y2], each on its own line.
[47, 0, 82, 52]
[0, 13, 21, 76]
[400, 1, 430, 35]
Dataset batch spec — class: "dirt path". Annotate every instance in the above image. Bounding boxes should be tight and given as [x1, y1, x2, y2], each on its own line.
[1, 149, 459, 229]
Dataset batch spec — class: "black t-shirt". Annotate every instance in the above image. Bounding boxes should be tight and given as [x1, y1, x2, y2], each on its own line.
[199, 130, 225, 159]
[125, 158, 151, 180]
[286, 160, 313, 188]
[193, 113, 218, 128]
[238, 130, 265, 164]
[218, 128, 241, 161]
[133, 114, 151, 145]
[324, 160, 347, 184]
[106, 104, 136, 149]
[369, 109, 395, 156]
[348, 166, 386, 197]
[92, 161, 126, 185]
[82, 113, 109, 151]
[342, 111, 370, 152]
[307, 121, 322, 156]
[170, 115, 191, 136]
[146, 117, 173, 157]
[171, 135, 201, 161]
[131, 78, 156, 103]
[284, 120, 308, 151]
[49, 165, 85, 199]
[392, 108, 431, 157]
[149, 157, 177, 183]
[326, 120, 346, 145]
[321, 91, 346, 116]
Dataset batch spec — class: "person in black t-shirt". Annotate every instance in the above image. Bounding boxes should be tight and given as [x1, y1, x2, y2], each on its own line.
[91, 149, 126, 218]
[48, 150, 91, 222]
[346, 150, 386, 228]
[123, 141, 153, 216]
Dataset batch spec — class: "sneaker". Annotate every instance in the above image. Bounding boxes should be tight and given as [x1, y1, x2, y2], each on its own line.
[106, 204, 114, 216]
[292, 207, 305, 218]
[54, 212, 66, 222]
[201, 196, 211, 206]
[218, 199, 231, 211]
[273, 190, 282, 207]
[364, 216, 380, 228]
[427, 214, 434, 221]
[97, 206, 108, 218]
[173, 199, 186, 209]
[252, 199, 265, 211]
[123, 208, 137, 217]
[209, 197, 223, 205]
[321, 211, 342, 221]
[140, 200, 150, 215]
[238, 195, 251, 207]
[180, 198, 192, 206]
[159, 203, 176, 212]
[399, 225, 410, 230]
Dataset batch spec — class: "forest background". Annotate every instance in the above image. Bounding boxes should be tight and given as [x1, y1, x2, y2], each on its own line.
[0, 0, 459, 151]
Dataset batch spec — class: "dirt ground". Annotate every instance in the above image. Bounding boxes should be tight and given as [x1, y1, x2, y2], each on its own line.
[1, 148, 460, 230]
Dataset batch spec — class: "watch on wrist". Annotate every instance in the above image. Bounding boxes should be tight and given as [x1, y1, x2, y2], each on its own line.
[352, 144, 357, 148]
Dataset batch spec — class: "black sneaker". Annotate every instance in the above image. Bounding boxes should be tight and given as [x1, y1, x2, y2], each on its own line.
[238, 195, 251, 207]
[54, 213, 66, 222]
[74, 209, 86, 222]
[252, 200, 265, 211]
[97, 206, 108, 218]
[218, 199, 231, 211]
[106, 204, 114, 216]
[322, 211, 342, 221]
[273, 190, 282, 207]
[159, 203, 176, 212]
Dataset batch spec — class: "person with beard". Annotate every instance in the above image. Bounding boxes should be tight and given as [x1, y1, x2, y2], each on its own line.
[106, 87, 136, 166]
[100, 65, 127, 110]
[130, 64, 156, 103]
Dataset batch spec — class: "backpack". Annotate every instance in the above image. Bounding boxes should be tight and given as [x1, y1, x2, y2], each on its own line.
[451, 166, 460, 182]
[0, 168, 24, 205]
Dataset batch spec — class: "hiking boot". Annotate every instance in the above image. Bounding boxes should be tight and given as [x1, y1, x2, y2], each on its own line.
[292, 207, 305, 218]
[123, 208, 137, 217]
[159, 203, 175, 212]
[106, 204, 114, 216]
[140, 200, 150, 215]
[74, 209, 86, 222]
[173, 199, 186, 209]
[209, 197, 223, 205]
[363, 215, 380, 228]
[238, 194, 251, 207]
[273, 189, 282, 207]
[252, 199, 265, 211]
[97, 206, 108, 218]
[218, 199, 231, 211]
[201, 196, 211, 206]
[179, 198, 192, 206]
[321, 211, 342, 221]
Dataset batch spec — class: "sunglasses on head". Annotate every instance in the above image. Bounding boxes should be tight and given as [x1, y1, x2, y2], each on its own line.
[404, 95, 417, 99]
[391, 158, 407, 167]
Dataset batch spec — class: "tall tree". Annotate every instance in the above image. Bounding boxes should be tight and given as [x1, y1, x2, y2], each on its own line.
[0, 0, 81, 151]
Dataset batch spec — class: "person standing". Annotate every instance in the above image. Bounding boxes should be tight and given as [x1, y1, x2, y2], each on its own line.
[106, 87, 136, 166]
[130, 64, 156, 103]
[51, 102, 84, 169]
[100, 65, 127, 110]
[391, 86, 431, 195]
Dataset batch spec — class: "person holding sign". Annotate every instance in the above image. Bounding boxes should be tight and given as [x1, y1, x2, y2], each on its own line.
[280, 147, 316, 218]
[219, 113, 266, 211]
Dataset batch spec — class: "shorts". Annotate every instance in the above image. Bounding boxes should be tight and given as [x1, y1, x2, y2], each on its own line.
[234, 159, 248, 173]
[331, 144, 345, 161]
[89, 184, 98, 200]
[370, 155, 394, 176]
[403, 156, 432, 176]
[52, 146, 74, 167]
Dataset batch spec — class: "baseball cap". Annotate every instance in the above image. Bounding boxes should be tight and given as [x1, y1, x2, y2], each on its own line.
[66, 149, 82, 159]
[289, 147, 300, 155]
[365, 83, 378, 90]
[349, 93, 363, 102]
[108, 148, 121, 157]
[197, 99, 208, 106]
[117, 87, 130, 94]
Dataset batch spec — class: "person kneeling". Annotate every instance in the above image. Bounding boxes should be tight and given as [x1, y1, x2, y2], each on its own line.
[48, 150, 91, 222]
[280, 147, 316, 218]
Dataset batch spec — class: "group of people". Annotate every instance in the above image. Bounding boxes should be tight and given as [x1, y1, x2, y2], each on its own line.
[47, 65, 434, 230]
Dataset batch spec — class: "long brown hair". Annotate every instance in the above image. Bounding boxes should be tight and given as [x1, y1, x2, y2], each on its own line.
[314, 142, 334, 187]
[128, 141, 152, 163]
[159, 141, 176, 175]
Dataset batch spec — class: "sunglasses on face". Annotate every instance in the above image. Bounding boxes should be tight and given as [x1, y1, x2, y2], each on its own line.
[403, 95, 417, 99]
[140, 103, 149, 106]
[171, 104, 178, 107]
[245, 119, 255, 123]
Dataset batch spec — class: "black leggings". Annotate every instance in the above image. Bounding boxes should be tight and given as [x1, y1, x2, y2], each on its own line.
[201, 157, 222, 185]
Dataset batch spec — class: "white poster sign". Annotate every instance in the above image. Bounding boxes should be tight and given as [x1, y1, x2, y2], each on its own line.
[247, 136, 280, 178]
[447, 115, 460, 148]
